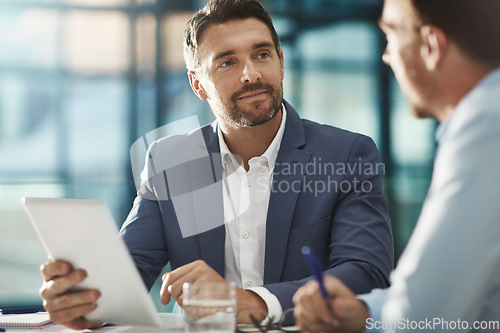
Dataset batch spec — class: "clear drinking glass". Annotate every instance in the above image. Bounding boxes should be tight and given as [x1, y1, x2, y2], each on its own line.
[183, 282, 236, 333]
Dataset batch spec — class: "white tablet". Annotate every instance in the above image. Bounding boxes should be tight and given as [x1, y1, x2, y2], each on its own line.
[22, 197, 164, 327]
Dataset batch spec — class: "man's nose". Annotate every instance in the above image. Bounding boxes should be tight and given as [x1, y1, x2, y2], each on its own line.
[240, 60, 261, 84]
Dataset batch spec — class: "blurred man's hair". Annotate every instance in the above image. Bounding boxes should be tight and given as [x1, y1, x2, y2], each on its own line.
[184, 0, 281, 72]
[412, 0, 500, 67]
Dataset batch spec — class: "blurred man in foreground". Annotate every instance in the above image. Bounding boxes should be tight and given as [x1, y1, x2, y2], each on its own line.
[294, 0, 500, 332]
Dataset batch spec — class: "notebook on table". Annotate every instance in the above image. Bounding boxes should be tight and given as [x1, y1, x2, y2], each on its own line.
[0, 312, 52, 329]
[21, 197, 176, 328]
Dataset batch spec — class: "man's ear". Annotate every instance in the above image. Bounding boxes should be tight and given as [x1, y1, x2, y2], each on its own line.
[278, 48, 284, 80]
[420, 25, 448, 71]
[188, 71, 208, 101]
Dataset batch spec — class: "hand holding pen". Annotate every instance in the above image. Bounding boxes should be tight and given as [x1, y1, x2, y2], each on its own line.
[301, 246, 340, 327]
[294, 247, 371, 333]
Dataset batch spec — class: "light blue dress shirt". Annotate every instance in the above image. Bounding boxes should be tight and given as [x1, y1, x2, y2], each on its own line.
[360, 68, 500, 333]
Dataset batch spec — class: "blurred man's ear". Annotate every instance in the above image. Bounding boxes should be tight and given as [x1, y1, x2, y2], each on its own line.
[420, 25, 448, 71]
[188, 71, 208, 101]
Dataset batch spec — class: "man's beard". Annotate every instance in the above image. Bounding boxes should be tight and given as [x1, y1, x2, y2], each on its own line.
[217, 82, 283, 128]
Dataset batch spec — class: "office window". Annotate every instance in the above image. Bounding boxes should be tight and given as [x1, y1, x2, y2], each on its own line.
[0, 75, 58, 175]
[64, 78, 129, 212]
[0, 8, 58, 69]
[0, 2, 136, 307]
[289, 22, 381, 146]
[63, 11, 130, 74]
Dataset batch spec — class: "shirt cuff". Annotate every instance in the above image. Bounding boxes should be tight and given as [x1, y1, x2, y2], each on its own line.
[247, 286, 283, 322]
[358, 288, 387, 333]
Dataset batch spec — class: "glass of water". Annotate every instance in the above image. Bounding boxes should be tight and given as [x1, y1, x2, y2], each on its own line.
[183, 282, 236, 333]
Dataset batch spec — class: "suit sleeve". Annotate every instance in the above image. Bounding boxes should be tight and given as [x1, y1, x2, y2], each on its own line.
[119, 141, 170, 290]
[264, 135, 394, 314]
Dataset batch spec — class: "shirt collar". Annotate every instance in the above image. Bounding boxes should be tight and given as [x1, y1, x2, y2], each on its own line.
[434, 120, 449, 144]
[435, 67, 500, 144]
[218, 103, 287, 170]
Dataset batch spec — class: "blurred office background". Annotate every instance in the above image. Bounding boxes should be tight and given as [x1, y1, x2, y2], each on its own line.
[0, 0, 435, 309]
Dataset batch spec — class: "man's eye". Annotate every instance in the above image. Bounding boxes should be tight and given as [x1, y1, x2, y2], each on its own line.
[220, 60, 232, 67]
[257, 52, 269, 59]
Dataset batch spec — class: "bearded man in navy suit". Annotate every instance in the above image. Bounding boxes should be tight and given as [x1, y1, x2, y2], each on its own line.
[39, 0, 393, 329]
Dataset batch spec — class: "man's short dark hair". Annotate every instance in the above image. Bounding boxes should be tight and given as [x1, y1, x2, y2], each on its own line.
[411, 0, 500, 68]
[183, 0, 281, 72]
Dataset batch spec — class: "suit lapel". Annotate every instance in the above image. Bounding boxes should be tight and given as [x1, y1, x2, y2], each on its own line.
[264, 102, 311, 284]
[197, 123, 225, 277]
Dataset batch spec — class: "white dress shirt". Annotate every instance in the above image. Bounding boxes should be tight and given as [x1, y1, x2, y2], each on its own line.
[360, 68, 500, 332]
[218, 105, 287, 320]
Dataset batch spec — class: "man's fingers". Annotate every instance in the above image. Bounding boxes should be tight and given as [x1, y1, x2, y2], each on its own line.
[161, 260, 224, 306]
[294, 279, 351, 332]
[176, 294, 184, 308]
[331, 297, 370, 332]
[162, 273, 193, 305]
[294, 282, 324, 329]
[295, 303, 334, 333]
[167, 269, 203, 300]
[166, 260, 205, 286]
[160, 277, 172, 305]
[310, 288, 334, 324]
[43, 289, 100, 313]
[40, 261, 72, 281]
[294, 281, 332, 324]
[48, 303, 100, 330]
[301, 321, 334, 333]
[40, 269, 87, 300]
[160, 268, 200, 306]
[38, 258, 101, 331]
[49, 303, 97, 323]
[64, 318, 102, 331]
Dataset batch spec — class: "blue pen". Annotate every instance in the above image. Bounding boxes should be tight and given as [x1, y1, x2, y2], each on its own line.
[302, 246, 340, 327]
[0, 307, 41, 315]
[0, 328, 6, 332]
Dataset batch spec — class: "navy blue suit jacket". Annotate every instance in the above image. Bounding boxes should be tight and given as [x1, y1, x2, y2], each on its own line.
[120, 101, 393, 312]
